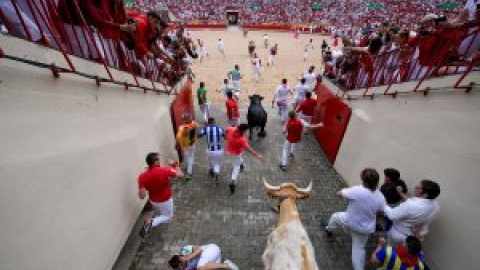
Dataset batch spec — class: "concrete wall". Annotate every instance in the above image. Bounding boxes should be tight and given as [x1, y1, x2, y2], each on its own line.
[335, 88, 480, 268]
[0, 52, 179, 269]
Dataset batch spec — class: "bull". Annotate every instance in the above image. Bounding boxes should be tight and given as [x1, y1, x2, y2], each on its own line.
[262, 179, 319, 270]
[247, 94, 267, 140]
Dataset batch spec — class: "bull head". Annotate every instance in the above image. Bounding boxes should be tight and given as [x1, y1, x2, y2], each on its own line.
[249, 94, 264, 104]
[263, 178, 312, 200]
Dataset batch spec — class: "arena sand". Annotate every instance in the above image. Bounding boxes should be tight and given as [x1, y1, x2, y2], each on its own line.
[188, 28, 339, 108]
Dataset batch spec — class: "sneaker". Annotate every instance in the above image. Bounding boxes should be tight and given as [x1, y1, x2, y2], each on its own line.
[279, 164, 287, 171]
[240, 164, 244, 172]
[209, 169, 214, 177]
[215, 173, 220, 185]
[229, 182, 236, 194]
[320, 219, 333, 237]
[185, 174, 192, 181]
[139, 217, 152, 238]
[224, 259, 239, 270]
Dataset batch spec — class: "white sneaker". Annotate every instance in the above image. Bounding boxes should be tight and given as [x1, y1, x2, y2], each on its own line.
[224, 259, 239, 270]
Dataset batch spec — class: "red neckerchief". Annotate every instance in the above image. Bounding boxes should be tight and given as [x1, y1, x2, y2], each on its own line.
[396, 246, 419, 267]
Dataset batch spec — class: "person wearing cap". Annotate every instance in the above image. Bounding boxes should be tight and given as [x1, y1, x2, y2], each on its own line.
[381, 168, 408, 206]
[198, 117, 224, 184]
[370, 236, 430, 270]
[383, 180, 441, 247]
[168, 244, 239, 270]
[137, 152, 184, 237]
[279, 111, 323, 171]
[225, 124, 263, 194]
[176, 113, 198, 181]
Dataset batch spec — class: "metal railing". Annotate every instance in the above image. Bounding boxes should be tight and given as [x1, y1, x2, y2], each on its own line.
[0, 0, 182, 94]
[325, 24, 479, 98]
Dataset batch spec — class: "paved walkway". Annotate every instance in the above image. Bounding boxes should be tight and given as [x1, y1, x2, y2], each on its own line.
[129, 104, 378, 270]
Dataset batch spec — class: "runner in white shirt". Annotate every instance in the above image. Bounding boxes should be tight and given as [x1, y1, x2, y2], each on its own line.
[197, 38, 209, 62]
[293, 78, 310, 109]
[168, 244, 239, 270]
[383, 179, 440, 246]
[304, 39, 314, 61]
[217, 38, 226, 57]
[322, 168, 386, 270]
[271, 79, 293, 122]
[217, 79, 235, 99]
[251, 53, 262, 82]
[303, 66, 317, 91]
[263, 33, 269, 49]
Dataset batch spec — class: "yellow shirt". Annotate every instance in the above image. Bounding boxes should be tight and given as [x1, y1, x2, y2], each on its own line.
[176, 121, 197, 148]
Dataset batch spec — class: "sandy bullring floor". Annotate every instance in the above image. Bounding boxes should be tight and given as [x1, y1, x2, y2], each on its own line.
[189, 28, 339, 106]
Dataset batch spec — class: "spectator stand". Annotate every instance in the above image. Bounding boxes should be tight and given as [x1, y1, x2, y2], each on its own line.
[0, 0, 188, 95]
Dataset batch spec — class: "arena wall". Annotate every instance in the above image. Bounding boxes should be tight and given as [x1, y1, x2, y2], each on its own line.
[0, 41, 182, 270]
[334, 82, 480, 269]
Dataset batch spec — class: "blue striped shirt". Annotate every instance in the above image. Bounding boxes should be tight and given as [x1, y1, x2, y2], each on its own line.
[200, 125, 225, 151]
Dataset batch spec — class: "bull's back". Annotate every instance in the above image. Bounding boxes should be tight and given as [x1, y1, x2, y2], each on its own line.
[247, 105, 267, 125]
[262, 221, 319, 270]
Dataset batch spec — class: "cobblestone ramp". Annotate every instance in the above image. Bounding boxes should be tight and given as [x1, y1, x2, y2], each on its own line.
[130, 105, 377, 270]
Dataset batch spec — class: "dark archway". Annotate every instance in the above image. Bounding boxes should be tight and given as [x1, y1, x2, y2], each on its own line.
[226, 11, 239, 25]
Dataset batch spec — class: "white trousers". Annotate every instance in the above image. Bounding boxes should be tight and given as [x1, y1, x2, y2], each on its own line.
[268, 55, 275, 66]
[253, 67, 261, 81]
[183, 145, 196, 174]
[277, 101, 288, 122]
[281, 140, 296, 166]
[207, 149, 224, 174]
[231, 80, 241, 91]
[387, 226, 409, 247]
[198, 244, 222, 266]
[327, 212, 369, 270]
[151, 198, 174, 227]
[199, 104, 209, 123]
[231, 154, 244, 182]
[228, 118, 239, 127]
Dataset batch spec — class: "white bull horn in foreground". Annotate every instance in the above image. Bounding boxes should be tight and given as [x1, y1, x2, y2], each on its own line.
[262, 178, 319, 270]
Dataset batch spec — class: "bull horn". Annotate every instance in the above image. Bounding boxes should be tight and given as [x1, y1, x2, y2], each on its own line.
[296, 181, 313, 194]
[263, 177, 281, 191]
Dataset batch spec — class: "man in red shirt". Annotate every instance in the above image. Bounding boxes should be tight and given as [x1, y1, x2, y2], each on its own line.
[138, 152, 184, 237]
[296, 91, 317, 133]
[280, 111, 323, 171]
[225, 124, 263, 194]
[225, 91, 239, 126]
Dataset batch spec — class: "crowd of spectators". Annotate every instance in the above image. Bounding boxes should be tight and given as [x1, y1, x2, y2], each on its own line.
[322, 0, 479, 90]
[128, 0, 464, 30]
[0, 0, 199, 86]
